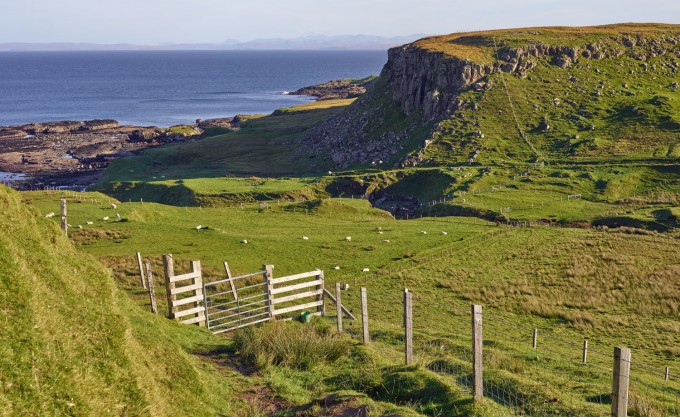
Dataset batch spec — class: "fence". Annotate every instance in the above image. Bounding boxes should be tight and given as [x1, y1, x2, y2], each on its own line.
[329, 287, 680, 417]
[162, 254, 206, 326]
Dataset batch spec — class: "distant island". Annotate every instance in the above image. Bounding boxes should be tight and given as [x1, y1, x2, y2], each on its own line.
[0, 34, 425, 52]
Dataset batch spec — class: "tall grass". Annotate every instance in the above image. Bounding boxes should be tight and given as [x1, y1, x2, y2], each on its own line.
[234, 320, 350, 371]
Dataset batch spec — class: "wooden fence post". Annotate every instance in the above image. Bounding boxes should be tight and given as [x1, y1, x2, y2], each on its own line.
[145, 261, 157, 314]
[472, 304, 483, 401]
[136, 251, 147, 289]
[335, 282, 343, 332]
[190, 260, 206, 327]
[316, 270, 325, 317]
[60, 199, 68, 235]
[361, 287, 369, 344]
[263, 264, 275, 319]
[612, 347, 631, 417]
[163, 254, 177, 319]
[532, 328, 538, 349]
[583, 340, 588, 364]
[404, 289, 413, 365]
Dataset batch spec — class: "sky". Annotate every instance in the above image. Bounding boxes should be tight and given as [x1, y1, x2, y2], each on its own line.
[2, 0, 679, 44]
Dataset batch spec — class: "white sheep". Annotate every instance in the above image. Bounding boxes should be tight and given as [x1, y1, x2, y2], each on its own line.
[77, 225, 83, 229]
[110, 203, 117, 209]
[86, 221, 93, 225]
[383, 240, 390, 243]
[344, 236, 352, 241]
[102, 216, 109, 221]
[420, 231, 428, 235]
[441, 231, 448, 235]
[361, 268, 370, 273]
[241, 239, 248, 244]
[302, 236, 309, 240]
[45, 212, 55, 218]
[333, 266, 340, 270]
[116, 213, 121, 218]
[378, 231, 384, 234]
[195, 225, 202, 230]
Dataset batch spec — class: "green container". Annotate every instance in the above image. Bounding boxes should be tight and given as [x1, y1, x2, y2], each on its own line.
[299, 311, 312, 324]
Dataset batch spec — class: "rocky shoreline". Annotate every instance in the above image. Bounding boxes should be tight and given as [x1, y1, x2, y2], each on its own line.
[0, 117, 242, 190]
[0, 77, 372, 190]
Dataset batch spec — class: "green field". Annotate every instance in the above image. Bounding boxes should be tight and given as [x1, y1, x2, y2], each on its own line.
[19, 189, 680, 416]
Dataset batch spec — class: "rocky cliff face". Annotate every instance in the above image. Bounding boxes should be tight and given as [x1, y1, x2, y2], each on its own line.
[301, 28, 680, 169]
[381, 46, 492, 120]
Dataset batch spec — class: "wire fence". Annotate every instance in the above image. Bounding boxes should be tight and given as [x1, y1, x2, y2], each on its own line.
[327, 287, 680, 416]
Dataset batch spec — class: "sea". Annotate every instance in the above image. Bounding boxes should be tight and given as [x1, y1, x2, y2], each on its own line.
[0, 50, 387, 127]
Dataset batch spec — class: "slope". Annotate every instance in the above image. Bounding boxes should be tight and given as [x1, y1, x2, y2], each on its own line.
[0, 185, 243, 416]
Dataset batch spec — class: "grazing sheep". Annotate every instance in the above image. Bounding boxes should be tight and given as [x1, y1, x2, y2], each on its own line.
[86, 221, 93, 225]
[116, 213, 121, 218]
[361, 268, 370, 273]
[375, 226, 382, 231]
[383, 240, 390, 243]
[241, 239, 248, 244]
[378, 231, 384, 234]
[441, 231, 448, 235]
[77, 225, 83, 229]
[344, 236, 352, 241]
[110, 203, 117, 209]
[420, 231, 427, 235]
[45, 212, 55, 218]
[195, 225, 202, 230]
[302, 236, 309, 240]
[333, 266, 340, 270]
[343, 283, 350, 290]
[102, 216, 109, 221]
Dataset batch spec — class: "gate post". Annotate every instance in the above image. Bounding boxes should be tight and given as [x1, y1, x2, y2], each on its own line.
[190, 260, 206, 328]
[163, 254, 176, 319]
[316, 270, 325, 317]
[263, 264, 275, 319]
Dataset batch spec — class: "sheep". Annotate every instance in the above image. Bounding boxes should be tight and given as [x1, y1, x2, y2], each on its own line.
[86, 221, 93, 225]
[375, 226, 382, 231]
[383, 240, 390, 243]
[333, 266, 340, 270]
[45, 212, 55, 218]
[241, 239, 248, 244]
[344, 236, 352, 241]
[77, 225, 83, 229]
[301, 236, 309, 240]
[110, 203, 117, 209]
[195, 225, 202, 230]
[361, 268, 370, 273]
[116, 213, 121, 218]
[378, 231, 384, 234]
[102, 216, 109, 221]
[441, 231, 448, 235]
[420, 231, 427, 235]
[343, 283, 350, 290]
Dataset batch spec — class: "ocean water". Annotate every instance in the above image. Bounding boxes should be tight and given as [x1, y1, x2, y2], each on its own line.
[0, 50, 386, 127]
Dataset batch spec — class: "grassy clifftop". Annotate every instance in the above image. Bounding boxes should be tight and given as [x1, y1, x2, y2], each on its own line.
[0, 185, 240, 416]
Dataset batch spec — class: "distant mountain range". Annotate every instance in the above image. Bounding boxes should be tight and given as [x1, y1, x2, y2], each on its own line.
[0, 34, 426, 52]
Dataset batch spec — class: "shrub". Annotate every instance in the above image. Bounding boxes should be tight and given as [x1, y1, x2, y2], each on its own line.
[234, 319, 350, 370]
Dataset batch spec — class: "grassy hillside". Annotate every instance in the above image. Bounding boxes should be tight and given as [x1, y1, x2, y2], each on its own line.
[0, 185, 250, 416]
[22, 189, 680, 416]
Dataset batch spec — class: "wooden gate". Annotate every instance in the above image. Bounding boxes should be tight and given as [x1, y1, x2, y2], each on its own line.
[203, 264, 325, 335]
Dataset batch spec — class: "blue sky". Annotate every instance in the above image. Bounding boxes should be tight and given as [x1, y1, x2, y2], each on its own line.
[2, 0, 679, 44]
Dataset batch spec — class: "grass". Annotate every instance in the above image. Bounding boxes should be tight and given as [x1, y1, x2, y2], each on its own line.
[19, 188, 680, 415]
[0, 185, 247, 416]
